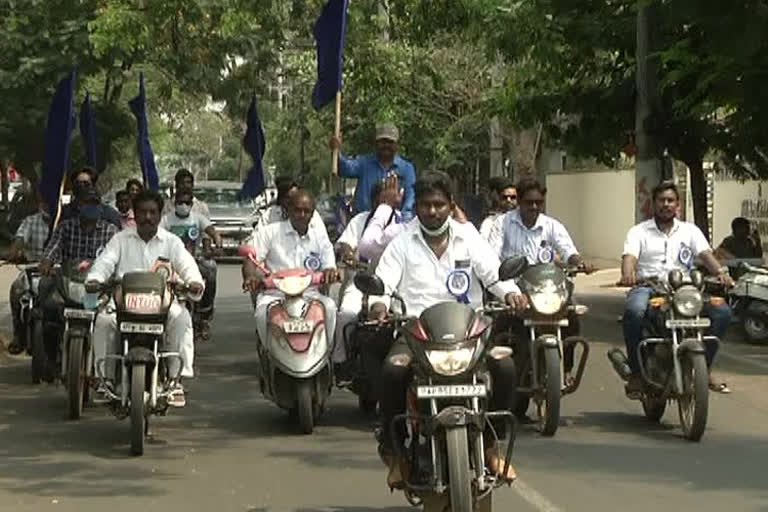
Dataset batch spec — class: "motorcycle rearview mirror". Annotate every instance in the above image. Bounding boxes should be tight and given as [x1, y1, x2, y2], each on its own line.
[499, 255, 528, 281]
[668, 269, 684, 289]
[354, 272, 386, 296]
[690, 269, 704, 289]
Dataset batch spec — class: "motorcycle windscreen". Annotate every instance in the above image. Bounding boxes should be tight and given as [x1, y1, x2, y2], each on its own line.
[419, 302, 476, 345]
[520, 263, 568, 293]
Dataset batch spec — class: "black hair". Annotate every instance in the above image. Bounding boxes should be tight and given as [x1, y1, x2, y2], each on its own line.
[175, 186, 194, 200]
[125, 178, 143, 191]
[651, 180, 679, 201]
[115, 189, 130, 201]
[133, 189, 165, 213]
[69, 166, 98, 185]
[174, 168, 194, 185]
[289, 188, 314, 205]
[516, 177, 547, 199]
[732, 217, 751, 231]
[415, 171, 455, 203]
[276, 176, 299, 204]
[488, 176, 515, 195]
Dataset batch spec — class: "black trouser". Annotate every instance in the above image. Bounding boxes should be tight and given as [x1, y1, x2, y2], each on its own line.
[496, 311, 581, 373]
[38, 276, 64, 364]
[379, 337, 517, 451]
[197, 258, 217, 321]
[357, 324, 395, 402]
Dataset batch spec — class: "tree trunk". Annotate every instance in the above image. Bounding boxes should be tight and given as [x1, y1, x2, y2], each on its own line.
[686, 157, 710, 242]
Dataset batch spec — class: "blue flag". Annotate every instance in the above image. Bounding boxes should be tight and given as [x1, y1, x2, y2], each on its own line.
[41, 71, 76, 225]
[79, 92, 98, 170]
[312, 0, 349, 110]
[239, 95, 267, 200]
[128, 72, 159, 191]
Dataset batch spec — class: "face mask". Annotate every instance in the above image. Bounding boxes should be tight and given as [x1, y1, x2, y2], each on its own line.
[175, 204, 192, 217]
[79, 204, 102, 222]
[419, 217, 450, 237]
[74, 181, 93, 198]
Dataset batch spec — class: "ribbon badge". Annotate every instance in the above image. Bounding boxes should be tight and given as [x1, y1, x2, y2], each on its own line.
[304, 252, 322, 272]
[446, 269, 472, 304]
[187, 226, 200, 241]
[679, 244, 693, 268]
[538, 246, 555, 264]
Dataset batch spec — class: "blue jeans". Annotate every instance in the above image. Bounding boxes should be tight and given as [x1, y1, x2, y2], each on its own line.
[623, 286, 731, 374]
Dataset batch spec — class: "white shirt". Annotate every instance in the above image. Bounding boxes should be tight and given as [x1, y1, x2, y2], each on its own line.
[87, 227, 204, 287]
[479, 212, 502, 241]
[374, 218, 520, 317]
[488, 209, 579, 264]
[160, 211, 212, 252]
[623, 218, 711, 280]
[250, 219, 336, 272]
[336, 211, 370, 251]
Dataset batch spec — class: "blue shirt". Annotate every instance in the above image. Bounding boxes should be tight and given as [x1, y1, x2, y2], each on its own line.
[338, 153, 416, 219]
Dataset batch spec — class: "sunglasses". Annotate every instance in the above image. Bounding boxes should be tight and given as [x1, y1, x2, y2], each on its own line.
[501, 194, 517, 201]
[176, 200, 193, 206]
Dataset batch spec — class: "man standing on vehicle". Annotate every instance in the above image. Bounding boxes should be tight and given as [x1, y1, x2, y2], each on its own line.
[6, 194, 50, 355]
[479, 177, 517, 240]
[329, 123, 416, 220]
[620, 181, 733, 394]
[161, 187, 223, 341]
[370, 171, 524, 488]
[87, 190, 204, 406]
[487, 178, 593, 389]
[242, 189, 341, 357]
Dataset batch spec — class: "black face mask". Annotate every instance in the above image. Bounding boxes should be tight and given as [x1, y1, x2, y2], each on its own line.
[74, 181, 94, 198]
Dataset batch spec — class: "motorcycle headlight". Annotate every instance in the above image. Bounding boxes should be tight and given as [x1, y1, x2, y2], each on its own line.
[673, 287, 703, 317]
[530, 291, 565, 315]
[426, 347, 475, 376]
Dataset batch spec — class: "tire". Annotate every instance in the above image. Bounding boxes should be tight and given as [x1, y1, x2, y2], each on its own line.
[297, 380, 314, 435]
[30, 321, 47, 384]
[358, 392, 377, 416]
[641, 395, 666, 422]
[539, 348, 561, 437]
[67, 334, 86, 420]
[445, 427, 473, 512]
[743, 316, 768, 344]
[678, 352, 709, 442]
[130, 364, 147, 456]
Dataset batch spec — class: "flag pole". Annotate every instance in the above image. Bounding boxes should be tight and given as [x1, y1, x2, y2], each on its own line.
[332, 91, 342, 176]
[51, 177, 67, 230]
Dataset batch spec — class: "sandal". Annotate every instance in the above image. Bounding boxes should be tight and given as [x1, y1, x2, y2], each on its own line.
[709, 381, 731, 394]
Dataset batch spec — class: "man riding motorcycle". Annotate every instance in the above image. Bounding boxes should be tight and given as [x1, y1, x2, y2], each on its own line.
[242, 189, 340, 358]
[60, 167, 122, 229]
[160, 187, 223, 340]
[86, 190, 204, 407]
[369, 171, 525, 488]
[6, 195, 50, 355]
[36, 190, 119, 381]
[487, 178, 594, 390]
[619, 181, 733, 394]
[479, 176, 517, 240]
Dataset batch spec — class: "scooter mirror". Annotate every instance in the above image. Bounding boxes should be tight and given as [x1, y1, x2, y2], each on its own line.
[354, 272, 386, 296]
[499, 256, 528, 281]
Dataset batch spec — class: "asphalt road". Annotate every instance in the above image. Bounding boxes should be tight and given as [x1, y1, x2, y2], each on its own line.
[1, 265, 767, 512]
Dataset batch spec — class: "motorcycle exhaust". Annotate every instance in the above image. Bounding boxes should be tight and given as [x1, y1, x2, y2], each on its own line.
[607, 348, 632, 381]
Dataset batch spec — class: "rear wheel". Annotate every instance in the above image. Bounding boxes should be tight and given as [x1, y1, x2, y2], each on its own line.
[30, 321, 47, 384]
[743, 316, 768, 344]
[446, 427, 473, 512]
[538, 348, 561, 436]
[130, 365, 147, 455]
[297, 380, 314, 435]
[678, 352, 709, 442]
[66, 335, 86, 420]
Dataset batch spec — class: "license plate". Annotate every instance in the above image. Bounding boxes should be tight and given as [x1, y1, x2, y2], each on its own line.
[125, 293, 162, 312]
[283, 320, 313, 334]
[666, 318, 711, 329]
[64, 308, 95, 320]
[120, 322, 164, 334]
[223, 239, 239, 248]
[416, 385, 487, 399]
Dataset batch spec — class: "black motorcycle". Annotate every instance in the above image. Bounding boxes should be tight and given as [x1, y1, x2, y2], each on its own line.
[609, 269, 719, 441]
[354, 273, 515, 512]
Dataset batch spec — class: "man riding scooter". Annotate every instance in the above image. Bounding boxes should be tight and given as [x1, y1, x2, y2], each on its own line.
[160, 187, 223, 341]
[619, 181, 733, 394]
[367, 171, 525, 488]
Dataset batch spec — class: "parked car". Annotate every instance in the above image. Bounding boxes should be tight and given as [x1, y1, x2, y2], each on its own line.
[194, 181, 261, 258]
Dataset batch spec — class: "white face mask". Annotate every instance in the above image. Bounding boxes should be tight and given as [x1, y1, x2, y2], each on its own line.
[419, 217, 450, 237]
[175, 204, 192, 217]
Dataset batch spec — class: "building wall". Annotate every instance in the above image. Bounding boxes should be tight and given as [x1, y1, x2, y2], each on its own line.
[546, 169, 635, 263]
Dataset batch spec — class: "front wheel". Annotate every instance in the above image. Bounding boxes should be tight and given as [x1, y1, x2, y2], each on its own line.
[30, 321, 47, 384]
[641, 395, 666, 422]
[66, 334, 86, 420]
[538, 348, 561, 436]
[743, 316, 768, 344]
[130, 365, 147, 456]
[297, 380, 314, 435]
[678, 352, 709, 442]
[445, 427, 473, 512]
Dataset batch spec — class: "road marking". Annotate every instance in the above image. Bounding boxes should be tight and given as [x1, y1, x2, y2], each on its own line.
[514, 478, 564, 512]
